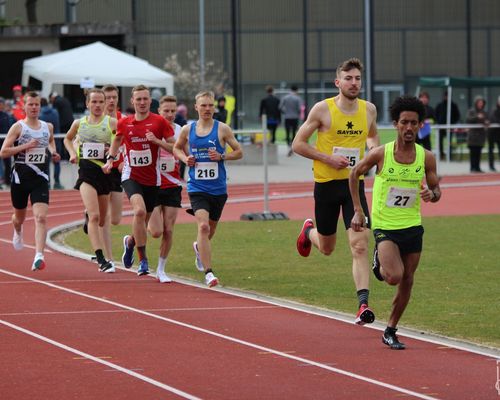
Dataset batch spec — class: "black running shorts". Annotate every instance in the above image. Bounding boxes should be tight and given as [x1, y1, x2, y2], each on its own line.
[75, 160, 112, 196]
[188, 192, 228, 221]
[373, 225, 424, 254]
[11, 176, 49, 209]
[314, 179, 370, 236]
[122, 179, 159, 213]
[156, 186, 182, 208]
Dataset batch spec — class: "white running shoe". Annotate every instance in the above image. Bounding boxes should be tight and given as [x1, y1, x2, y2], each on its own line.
[104, 261, 116, 273]
[156, 270, 172, 283]
[31, 256, 46, 271]
[205, 271, 218, 288]
[193, 241, 204, 272]
[13, 228, 23, 251]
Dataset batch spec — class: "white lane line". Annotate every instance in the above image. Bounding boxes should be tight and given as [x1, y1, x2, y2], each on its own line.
[0, 238, 53, 253]
[0, 268, 438, 400]
[0, 319, 200, 400]
[0, 305, 277, 317]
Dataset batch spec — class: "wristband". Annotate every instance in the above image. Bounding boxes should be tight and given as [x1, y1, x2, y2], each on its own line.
[106, 154, 116, 161]
[220, 153, 225, 161]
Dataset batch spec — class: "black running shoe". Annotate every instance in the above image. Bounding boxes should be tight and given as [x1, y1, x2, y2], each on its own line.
[83, 211, 89, 235]
[99, 260, 113, 272]
[383, 329, 406, 350]
[372, 247, 384, 281]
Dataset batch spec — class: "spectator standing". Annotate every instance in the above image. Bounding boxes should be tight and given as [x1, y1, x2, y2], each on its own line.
[11, 85, 25, 121]
[435, 91, 461, 159]
[0, 97, 15, 186]
[466, 96, 488, 173]
[259, 85, 281, 144]
[214, 96, 228, 124]
[49, 92, 74, 184]
[487, 96, 500, 172]
[280, 85, 302, 156]
[39, 97, 63, 189]
[415, 91, 435, 151]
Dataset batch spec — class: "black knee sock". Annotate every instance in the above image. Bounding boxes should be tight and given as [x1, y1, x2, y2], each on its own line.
[357, 289, 369, 307]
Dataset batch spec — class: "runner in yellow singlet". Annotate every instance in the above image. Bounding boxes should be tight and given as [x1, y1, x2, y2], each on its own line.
[349, 95, 441, 350]
[292, 58, 380, 325]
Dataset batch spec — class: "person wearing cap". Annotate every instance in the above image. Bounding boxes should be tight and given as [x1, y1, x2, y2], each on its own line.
[11, 85, 25, 121]
[466, 95, 488, 173]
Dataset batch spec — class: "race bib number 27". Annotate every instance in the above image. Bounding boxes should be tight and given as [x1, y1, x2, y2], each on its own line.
[386, 187, 418, 208]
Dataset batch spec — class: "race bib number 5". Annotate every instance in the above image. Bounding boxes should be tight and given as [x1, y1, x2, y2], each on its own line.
[159, 154, 176, 173]
[333, 147, 360, 168]
[82, 142, 105, 159]
[26, 147, 46, 164]
[129, 149, 152, 167]
[195, 162, 218, 180]
[386, 187, 418, 208]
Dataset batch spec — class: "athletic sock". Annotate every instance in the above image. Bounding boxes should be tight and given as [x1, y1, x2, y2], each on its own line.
[385, 326, 397, 335]
[304, 226, 313, 239]
[357, 288, 369, 307]
[157, 257, 167, 273]
[137, 245, 146, 261]
[35, 252, 44, 260]
[205, 268, 213, 275]
[95, 249, 106, 264]
[127, 235, 136, 248]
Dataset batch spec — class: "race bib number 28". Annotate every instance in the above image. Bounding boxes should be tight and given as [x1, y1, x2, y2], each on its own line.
[82, 142, 105, 159]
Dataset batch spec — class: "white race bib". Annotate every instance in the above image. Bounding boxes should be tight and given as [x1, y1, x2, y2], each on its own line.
[129, 149, 152, 167]
[159, 154, 176, 173]
[82, 142, 105, 159]
[26, 147, 46, 164]
[386, 187, 418, 208]
[333, 147, 360, 168]
[195, 162, 218, 180]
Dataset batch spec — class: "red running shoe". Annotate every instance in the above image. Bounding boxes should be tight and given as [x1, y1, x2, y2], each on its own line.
[355, 304, 375, 325]
[296, 219, 314, 257]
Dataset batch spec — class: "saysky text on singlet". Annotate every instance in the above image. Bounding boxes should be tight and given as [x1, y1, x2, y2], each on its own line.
[313, 98, 369, 182]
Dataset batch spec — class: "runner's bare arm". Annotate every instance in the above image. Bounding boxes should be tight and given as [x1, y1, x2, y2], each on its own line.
[366, 102, 380, 150]
[173, 125, 194, 166]
[292, 101, 349, 169]
[0, 122, 37, 158]
[349, 146, 384, 231]
[47, 123, 61, 162]
[421, 150, 441, 203]
[63, 119, 81, 163]
[218, 124, 242, 161]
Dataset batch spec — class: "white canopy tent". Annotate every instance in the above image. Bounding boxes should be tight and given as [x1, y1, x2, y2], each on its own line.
[21, 41, 174, 97]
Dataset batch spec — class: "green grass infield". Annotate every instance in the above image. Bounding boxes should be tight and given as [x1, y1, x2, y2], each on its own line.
[64, 215, 500, 348]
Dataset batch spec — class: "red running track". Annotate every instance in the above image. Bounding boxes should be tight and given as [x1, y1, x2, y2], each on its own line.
[0, 175, 499, 399]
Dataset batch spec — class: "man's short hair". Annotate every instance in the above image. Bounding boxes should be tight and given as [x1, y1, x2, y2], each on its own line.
[195, 91, 215, 102]
[160, 95, 177, 104]
[85, 88, 105, 102]
[131, 85, 150, 95]
[336, 57, 364, 77]
[102, 84, 119, 94]
[266, 85, 274, 94]
[24, 91, 40, 102]
[390, 95, 426, 122]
